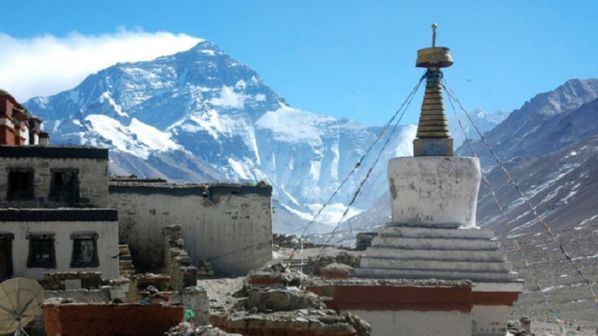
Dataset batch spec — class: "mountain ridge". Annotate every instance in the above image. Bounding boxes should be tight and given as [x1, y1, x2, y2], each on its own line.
[24, 40, 415, 228]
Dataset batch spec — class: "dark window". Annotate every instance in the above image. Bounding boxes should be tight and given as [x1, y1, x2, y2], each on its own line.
[0, 233, 14, 281]
[49, 169, 79, 203]
[7, 169, 34, 200]
[27, 234, 56, 268]
[71, 232, 99, 268]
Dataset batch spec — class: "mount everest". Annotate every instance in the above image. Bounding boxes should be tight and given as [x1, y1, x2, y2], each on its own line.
[24, 40, 421, 232]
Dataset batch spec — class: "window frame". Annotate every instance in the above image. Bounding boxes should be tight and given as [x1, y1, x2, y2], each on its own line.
[70, 232, 99, 268]
[49, 168, 80, 203]
[27, 233, 56, 269]
[7, 168, 34, 201]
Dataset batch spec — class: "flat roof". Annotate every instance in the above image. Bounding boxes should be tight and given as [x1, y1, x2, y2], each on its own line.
[0, 145, 109, 160]
[109, 179, 272, 197]
[0, 208, 118, 222]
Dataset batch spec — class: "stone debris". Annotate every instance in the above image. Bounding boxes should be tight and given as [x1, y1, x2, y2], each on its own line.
[507, 319, 535, 336]
[163, 225, 199, 291]
[306, 252, 361, 275]
[41, 271, 103, 290]
[196, 259, 215, 278]
[355, 232, 378, 251]
[209, 261, 371, 336]
[165, 323, 240, 336]
[246, 261, 306, 287]
[320, 263, 354, 279]
[273, 233, 315, 250]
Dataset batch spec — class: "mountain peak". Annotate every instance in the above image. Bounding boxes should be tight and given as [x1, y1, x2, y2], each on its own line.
[23, 38, 416, 227]
[525, 78, 598, 116]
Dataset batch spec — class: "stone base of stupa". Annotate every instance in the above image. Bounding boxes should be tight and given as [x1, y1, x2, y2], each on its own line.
[352, 223, 523, 336]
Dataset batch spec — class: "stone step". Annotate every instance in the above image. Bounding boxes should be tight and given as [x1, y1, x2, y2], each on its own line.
[372, 236, 499, 251]
[354, 267, 520, 282]
[360, 257, 513, 273]
[364, 247, 507, 262]
[379, 226, 495, 240]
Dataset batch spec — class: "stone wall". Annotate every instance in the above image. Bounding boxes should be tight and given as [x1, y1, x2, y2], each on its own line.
[0, 146, 109, 208]
[41, 272, 103, 290]
[0, 213, 119, 280]
[109, 183, 273, 276]
[163, 225, 198, 292]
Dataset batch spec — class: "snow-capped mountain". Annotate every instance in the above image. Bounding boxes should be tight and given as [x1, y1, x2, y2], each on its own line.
[448, 108, 508, 148]
[24, 40, 415, 230]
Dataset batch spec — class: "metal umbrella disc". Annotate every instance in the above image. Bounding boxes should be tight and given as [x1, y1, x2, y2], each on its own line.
[0, 278, 44, 334]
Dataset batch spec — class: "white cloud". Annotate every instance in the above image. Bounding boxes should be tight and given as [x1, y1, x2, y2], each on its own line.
[0, 30, 202, 101]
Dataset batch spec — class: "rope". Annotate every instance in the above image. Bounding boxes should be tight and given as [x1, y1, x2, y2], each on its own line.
[442, 79, 598, 306]
[445, 96, 505, 216]
[448, 92, 566, 325]
[287, 74, 426, 260]
[305, 75, 421, 279]
[448, 88, 591, 329]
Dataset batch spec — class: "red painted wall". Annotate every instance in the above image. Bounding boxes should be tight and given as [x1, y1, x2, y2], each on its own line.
[43, 304, 183, 336]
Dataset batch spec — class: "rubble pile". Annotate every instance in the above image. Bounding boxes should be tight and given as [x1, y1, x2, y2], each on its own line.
[196, 259, 215, 278]
[165, 323, 239, 336]
[306, 252, 361, 275]
[245, 261, 305, 287]
[354, 232, 378, 251]
[41, 272, 103, 290]
[507, 317, 534, 336]
[319, 263, 354, 280]
[163, 225, 199, 291]
[272, 233, 315, 250]
[209, 262, 371, 336]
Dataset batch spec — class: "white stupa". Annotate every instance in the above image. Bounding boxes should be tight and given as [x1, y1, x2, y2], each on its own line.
[354, 24, 524, 336]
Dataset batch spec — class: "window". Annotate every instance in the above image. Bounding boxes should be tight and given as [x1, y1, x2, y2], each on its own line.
[71, 232, 99, 268]
[27, 233, 56, 268]
[7, 169, 34, 200]
[0, 233, 14, 281]
[49, 169, 79, 203]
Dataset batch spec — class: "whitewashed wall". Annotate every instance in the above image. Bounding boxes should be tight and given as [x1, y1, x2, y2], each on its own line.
[1, 220, 119, 279]
[347, 310, 472, 336]
[109, 186, 272, 276]
[388, 156, 481, 228]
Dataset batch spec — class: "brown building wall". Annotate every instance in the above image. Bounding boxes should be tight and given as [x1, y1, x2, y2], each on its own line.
[0, 126, 15, 145]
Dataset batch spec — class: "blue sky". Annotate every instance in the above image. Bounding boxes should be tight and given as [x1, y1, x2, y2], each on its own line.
[1, 1, 597, 125]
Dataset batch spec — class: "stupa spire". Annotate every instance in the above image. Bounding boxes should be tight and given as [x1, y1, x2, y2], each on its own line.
[413, 23, 454, 156]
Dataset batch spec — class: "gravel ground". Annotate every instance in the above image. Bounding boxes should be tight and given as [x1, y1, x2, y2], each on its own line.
[530, 321, 598, 335]
[197, 277, 245, 312]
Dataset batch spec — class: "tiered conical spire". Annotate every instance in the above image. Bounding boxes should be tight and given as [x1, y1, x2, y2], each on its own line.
[413, 23, 454, 156]
[416, 70, 449, 138]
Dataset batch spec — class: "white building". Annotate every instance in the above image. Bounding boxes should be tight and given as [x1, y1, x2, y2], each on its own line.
[0, 145, 119, 281]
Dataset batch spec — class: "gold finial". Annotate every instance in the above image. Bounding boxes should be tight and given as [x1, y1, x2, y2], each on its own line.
[431, 23, 437, 48]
